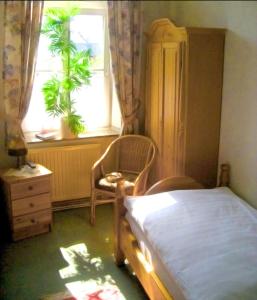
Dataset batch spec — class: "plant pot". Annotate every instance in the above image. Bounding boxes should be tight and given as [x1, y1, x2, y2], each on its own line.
[60, 118, 76, 139]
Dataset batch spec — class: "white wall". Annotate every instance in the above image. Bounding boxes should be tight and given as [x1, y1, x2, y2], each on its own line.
[167, 1, 257, 207]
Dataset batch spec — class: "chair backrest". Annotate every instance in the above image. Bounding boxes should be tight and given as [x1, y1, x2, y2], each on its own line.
[114, 135, 155, 174]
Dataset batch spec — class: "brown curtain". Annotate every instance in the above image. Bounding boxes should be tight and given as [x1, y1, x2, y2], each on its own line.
[107, 1, 142, 134]
[3, 1, 44, 143]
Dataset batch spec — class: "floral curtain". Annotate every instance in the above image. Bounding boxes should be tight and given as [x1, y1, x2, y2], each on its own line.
[107, 1, 142, 134]
[3, 1, 43, 145]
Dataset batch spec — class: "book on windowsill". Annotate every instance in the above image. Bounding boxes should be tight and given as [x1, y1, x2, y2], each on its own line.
[35, 132, 57, 140]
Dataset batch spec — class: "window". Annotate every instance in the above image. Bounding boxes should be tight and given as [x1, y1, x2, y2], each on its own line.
[22, 1, 121, 137]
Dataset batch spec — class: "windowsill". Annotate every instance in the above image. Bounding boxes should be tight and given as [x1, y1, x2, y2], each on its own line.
[24, 127, 121, 144]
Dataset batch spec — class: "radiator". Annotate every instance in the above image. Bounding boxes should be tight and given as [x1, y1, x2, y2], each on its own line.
[27, 144, 101, 203]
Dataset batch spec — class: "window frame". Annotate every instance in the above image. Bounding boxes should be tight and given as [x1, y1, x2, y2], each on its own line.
[23, 4, 120, 142]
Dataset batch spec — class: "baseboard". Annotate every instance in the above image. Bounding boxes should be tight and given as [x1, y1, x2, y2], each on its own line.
[52, 198, 90, 211]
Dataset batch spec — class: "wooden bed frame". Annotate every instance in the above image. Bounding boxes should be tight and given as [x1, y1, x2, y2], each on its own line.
[114, 164, 230, 300]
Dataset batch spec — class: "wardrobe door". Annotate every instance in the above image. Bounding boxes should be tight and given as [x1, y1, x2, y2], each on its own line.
[146, 19, 225, 187]
[146, 42, 163, 181]
[162, 42, 184, 178]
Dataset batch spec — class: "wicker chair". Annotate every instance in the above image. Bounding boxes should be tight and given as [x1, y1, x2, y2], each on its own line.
[90, 134, 156, 225]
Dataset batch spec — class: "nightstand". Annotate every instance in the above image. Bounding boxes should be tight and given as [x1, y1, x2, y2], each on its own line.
[0, 164, 53, 241]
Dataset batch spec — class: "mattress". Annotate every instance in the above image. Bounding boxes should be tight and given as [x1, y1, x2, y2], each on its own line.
[124, 187, 257, 300]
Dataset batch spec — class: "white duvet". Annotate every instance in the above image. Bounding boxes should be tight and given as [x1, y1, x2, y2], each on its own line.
[124, 187, 257, 300]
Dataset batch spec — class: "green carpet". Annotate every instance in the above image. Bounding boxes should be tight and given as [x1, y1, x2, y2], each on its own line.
[0, 205, 148, 300]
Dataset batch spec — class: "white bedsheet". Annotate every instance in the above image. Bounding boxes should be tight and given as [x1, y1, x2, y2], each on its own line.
[124, 187, 257, 300]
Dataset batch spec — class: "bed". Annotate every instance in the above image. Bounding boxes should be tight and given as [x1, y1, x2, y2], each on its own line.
[114, 166, 257, 300]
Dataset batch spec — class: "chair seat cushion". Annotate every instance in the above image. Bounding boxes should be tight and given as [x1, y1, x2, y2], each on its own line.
[96, 172, 138, 194]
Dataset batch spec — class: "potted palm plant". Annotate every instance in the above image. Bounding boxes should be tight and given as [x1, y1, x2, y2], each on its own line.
[41, 7, 92, 138]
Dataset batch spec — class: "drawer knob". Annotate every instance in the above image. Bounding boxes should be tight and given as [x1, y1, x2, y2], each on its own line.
[29, 203, 34, 208]
[28, 186, 33, 191]
[30, 219, 36, 224]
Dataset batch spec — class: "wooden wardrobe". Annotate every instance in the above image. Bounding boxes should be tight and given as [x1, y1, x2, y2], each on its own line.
[145, 19, 225, 188]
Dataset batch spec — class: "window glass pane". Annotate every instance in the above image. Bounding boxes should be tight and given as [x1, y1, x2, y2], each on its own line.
[70, 14, 104, 70]
[22, 71, 60, 132]
[72, 71, 109, 131]
[36, 17, 62, 71]
[112, 79, 121, 129]
[23, 71, 109, 132]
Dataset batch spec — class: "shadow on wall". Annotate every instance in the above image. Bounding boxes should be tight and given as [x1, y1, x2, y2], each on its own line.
[223, 30, 257, 98]
[219, 28, 257, 205]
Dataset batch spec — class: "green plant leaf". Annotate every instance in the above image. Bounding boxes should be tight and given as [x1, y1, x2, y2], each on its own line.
[70, 50, 92, 84]
[66, 113, 86, 135]
[42, 77, 63, 116]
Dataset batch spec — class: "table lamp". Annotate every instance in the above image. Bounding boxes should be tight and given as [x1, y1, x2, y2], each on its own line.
[7, 135, 28, 169]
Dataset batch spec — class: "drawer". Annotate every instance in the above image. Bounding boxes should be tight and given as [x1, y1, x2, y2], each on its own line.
[13, 209, 52, 230]
[10, 177, 50, 200]
[13, 223, 50, 241]
[12, 193, 51, 217]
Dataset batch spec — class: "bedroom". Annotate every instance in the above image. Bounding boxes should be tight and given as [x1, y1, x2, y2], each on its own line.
[0, 1, 256, 299]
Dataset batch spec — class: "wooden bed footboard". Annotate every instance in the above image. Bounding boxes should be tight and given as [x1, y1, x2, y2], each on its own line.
[114, 165, 230, 300]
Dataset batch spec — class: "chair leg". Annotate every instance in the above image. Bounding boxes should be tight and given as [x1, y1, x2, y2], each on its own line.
[90, 204, 96, 226]
[90, 190, 96, 226]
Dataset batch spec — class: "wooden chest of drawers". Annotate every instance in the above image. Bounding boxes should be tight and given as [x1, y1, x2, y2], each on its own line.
[0, 164, 52, 241]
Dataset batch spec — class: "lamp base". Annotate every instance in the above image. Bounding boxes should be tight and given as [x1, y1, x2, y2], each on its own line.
[16, 156, 26, 169]
[8, 148, 28, 169]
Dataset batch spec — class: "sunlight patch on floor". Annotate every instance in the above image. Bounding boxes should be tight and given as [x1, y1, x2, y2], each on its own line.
[59, 243, 127, 299]
[59, 243, 103, 279]
[65, 279, 126, 300]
